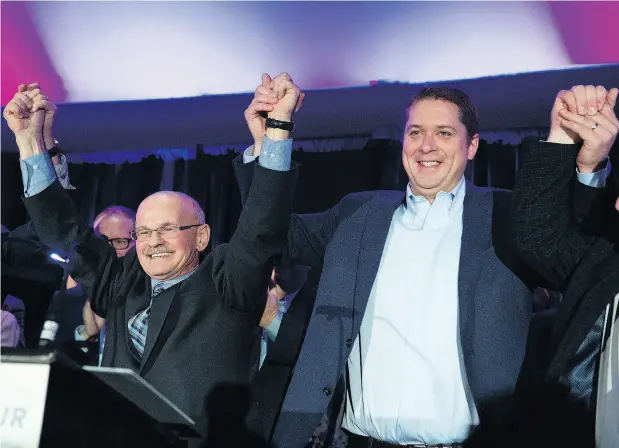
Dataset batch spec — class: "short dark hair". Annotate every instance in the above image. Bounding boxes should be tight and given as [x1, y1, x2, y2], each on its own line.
[407, 87, 479, 142]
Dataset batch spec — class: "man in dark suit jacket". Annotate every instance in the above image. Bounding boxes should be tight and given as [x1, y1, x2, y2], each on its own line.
[3, 79, 301, 442]
[510, 85, 619, 448]
[235, 80, 611, 447]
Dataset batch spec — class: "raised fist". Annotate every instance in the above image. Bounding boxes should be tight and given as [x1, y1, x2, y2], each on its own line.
[244, 73, 304, 153]
[557, 88, 618, 173]
[268, 72, 303, 122]
[3, 83, 56, 143]
[549, 85, 613, 145]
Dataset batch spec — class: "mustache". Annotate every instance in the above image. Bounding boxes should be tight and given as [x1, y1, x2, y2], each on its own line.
[143, 245, 175, 256]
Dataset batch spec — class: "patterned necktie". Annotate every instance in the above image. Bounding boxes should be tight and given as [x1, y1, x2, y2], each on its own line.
[128, 284, 164, 358]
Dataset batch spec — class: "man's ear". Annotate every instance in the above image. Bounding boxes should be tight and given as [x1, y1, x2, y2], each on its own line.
[197, 224, 210, 251]
[467, 133, 480, 160]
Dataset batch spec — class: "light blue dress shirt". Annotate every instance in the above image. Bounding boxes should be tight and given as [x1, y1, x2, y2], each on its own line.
[21, 152, 74, 196]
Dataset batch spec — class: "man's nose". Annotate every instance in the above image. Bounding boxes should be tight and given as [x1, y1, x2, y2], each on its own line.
[419, 134, 436, 153]
[147, 230, 165, 245]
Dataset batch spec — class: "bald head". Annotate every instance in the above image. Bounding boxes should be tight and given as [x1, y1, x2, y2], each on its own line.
[138, 191, 205, 226]
[135, 191, 210, 281]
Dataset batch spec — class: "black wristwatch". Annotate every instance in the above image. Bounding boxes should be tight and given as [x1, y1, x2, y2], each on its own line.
[266, 117, 295, 132]
[47, 139, 61, 158]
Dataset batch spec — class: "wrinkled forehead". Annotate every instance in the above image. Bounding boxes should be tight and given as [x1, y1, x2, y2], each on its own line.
[136, 195, 187, 229]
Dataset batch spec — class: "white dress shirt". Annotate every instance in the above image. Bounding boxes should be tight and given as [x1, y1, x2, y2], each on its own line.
[342, 176, 479, 444]
[596, 293, 619, 448]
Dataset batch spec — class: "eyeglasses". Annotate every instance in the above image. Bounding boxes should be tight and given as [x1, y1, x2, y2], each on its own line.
[104, 237, 132, 250]
[130, 224, 202, 242]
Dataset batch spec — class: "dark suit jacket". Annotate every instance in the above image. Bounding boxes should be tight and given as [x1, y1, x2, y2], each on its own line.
[509, 139, 619, 448]
[22, 163, 298, 441]
[235, 156, 536, 447]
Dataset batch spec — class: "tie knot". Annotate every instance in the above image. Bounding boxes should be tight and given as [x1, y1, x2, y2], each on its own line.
[152, 284, 165, 297]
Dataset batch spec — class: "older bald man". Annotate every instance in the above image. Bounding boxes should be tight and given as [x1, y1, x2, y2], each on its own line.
[3, 76, 301, 442]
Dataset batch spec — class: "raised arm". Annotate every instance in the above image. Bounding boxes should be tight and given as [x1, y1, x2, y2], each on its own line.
[510, 86, 618, 288]
[211, 73, 303, 313]
[234, 75, 336, 272]
[4, 85, 128, 317]
[8, 89, 75, 243]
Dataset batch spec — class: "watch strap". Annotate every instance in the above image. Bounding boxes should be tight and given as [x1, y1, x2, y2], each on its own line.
[266, 117, 294, 132]
[47, 146, 60, 158]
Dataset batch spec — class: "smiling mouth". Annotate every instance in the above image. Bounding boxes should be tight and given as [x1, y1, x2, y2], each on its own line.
[418, 161, 441, 167]
[149, 253, 172, 259]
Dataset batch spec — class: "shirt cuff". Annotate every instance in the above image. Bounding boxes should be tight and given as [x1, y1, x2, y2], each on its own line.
[258, 136, 292, 171]
[243, 146, 258, 164]
[20, 152, 56, 197]
[53, 154, 76, 190]
[576, 160, 610, 188]
[264, 310, 284, 341]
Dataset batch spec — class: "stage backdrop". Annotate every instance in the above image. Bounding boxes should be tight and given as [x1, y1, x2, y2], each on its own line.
[2, 65, 619, 160]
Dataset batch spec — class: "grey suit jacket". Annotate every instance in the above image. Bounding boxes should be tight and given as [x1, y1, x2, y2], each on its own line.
[259, 183, 535, 447]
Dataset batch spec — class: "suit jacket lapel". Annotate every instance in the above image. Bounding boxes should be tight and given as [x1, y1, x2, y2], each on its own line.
[458, 182, 493, 403]
[351, 192, 404, 337]
[140, 282, 182, 372]
[124, 276, 151, 356]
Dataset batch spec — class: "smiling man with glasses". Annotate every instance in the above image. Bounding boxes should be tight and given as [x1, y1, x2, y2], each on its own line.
[4, 76, 301, 443]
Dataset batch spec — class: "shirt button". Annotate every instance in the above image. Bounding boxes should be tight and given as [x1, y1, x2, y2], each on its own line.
[33, 165, 38, 170]
[323, 387, 332, 396]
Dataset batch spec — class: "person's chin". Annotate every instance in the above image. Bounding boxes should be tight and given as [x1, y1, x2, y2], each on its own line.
[144, 257, 175, 275]
[412, 171, 444, 188]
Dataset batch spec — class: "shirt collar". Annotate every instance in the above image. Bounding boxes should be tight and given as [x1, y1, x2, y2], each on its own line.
[151, 268, 197, 293]
[406, 176, 465, 213]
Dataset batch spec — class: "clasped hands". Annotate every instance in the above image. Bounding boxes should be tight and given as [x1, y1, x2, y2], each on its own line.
[3, 83, 57, 158]
[245, 72, 304, 155]
[549, 85, 619, 174]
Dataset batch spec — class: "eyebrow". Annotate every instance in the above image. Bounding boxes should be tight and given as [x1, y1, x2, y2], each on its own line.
[406, 124, 458, 133]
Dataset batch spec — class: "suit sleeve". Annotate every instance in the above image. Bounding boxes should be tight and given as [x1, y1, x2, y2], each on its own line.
[509, 139, 599, 289]
[211, 162, 299, 313]
[572, 174, 615, 237]
[233, 154, 340, 274]
[22, 180, 130, 318]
